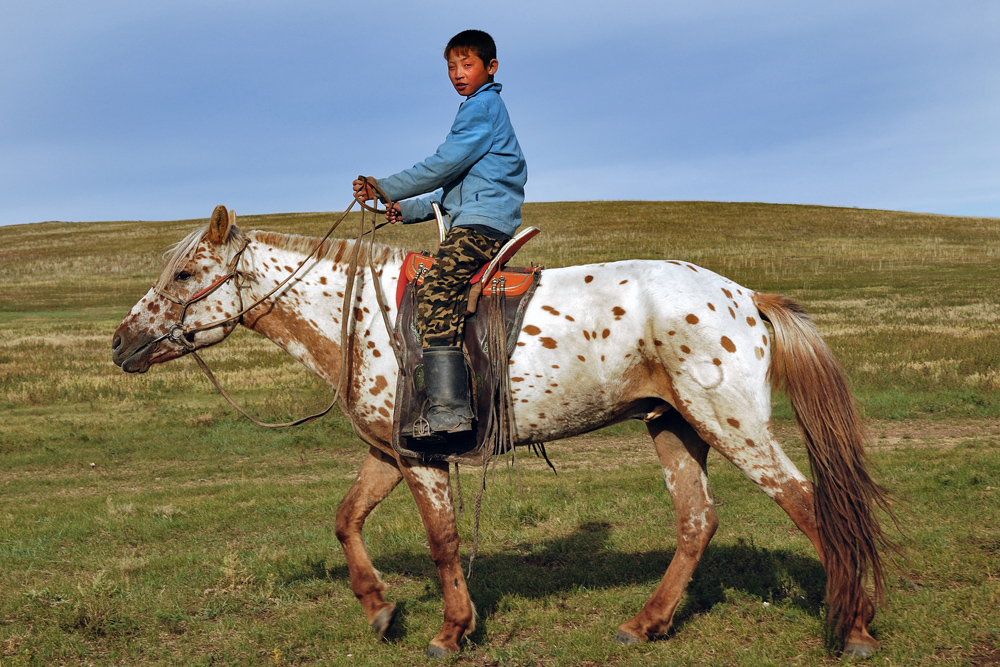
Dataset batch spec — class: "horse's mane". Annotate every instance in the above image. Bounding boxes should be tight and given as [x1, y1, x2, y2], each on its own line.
[155, 227, 407, 292]
[248, 230, 407, 267]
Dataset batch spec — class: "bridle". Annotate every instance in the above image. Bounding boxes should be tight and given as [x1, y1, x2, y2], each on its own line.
[145, 180, 403, 428]
[149, 237, 252, 350]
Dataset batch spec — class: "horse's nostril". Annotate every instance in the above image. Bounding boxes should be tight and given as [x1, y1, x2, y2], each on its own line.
[112, 334, 122, 351]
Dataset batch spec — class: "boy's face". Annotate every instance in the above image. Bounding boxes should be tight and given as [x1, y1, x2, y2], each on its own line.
[447, 49, 498, 97]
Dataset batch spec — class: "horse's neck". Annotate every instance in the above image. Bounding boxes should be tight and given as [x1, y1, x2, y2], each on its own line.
[238, 232, 403, 385]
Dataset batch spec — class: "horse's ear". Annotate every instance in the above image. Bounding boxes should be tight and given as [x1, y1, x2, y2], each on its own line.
[207, 205, 230, 245]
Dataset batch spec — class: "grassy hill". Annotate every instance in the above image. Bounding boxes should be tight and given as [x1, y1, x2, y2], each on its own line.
[4, 201, 1000, 425]
[1, 202, 999, 665]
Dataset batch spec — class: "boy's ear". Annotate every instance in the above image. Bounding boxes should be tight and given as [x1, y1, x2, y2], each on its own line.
[487, 59, 498, 76]
[207, 205, 231, 245]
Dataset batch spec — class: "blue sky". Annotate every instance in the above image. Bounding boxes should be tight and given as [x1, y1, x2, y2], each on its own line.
[1, 1, 997, 226]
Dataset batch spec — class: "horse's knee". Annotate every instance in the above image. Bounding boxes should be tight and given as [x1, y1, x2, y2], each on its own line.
[334, 494, 366, 544]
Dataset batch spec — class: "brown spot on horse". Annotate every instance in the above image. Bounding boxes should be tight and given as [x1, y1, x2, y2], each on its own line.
[369, 375, 388, 396]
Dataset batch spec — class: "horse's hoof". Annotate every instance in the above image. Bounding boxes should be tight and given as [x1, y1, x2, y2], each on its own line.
[371, 604, 397, 640]
[426, 642, 454, 659]
[613, 629, 643, 645]
[842, 640, 878, 660]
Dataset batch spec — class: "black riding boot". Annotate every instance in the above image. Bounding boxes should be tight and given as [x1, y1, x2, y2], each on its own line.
[420, 346, 474, 436]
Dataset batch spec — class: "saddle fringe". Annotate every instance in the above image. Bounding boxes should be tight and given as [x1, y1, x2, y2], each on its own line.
[464, 281, 555, 578]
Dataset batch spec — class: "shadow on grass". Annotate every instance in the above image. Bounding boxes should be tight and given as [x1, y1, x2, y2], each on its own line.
[313, 520, 825, 643]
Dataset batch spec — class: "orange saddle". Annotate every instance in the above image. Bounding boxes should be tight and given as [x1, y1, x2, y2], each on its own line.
[393, 225, 541, 307]
[395, 252, 538, 307]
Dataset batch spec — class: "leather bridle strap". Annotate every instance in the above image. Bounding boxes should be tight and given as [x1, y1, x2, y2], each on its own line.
[187, 210, 370, 428]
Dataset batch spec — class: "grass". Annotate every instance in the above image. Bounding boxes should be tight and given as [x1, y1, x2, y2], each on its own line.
[2, 201, 1000, 665]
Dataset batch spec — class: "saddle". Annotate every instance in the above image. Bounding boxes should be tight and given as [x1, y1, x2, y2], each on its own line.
[391, 226, 542, 466]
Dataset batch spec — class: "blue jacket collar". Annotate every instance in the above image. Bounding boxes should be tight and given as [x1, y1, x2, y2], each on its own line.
[467, 81, 502, 99]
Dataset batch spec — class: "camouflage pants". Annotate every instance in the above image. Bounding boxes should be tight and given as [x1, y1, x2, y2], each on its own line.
[417, 227, 506, 347]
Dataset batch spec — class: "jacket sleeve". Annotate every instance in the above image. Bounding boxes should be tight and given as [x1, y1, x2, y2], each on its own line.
[376, 99, 493, 203]
[398, 191, 442, 224]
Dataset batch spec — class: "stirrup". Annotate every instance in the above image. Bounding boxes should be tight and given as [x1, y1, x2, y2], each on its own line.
[411, 415, 432, 439]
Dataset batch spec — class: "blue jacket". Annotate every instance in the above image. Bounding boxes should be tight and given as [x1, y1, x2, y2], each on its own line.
[376, 83, 526, 238]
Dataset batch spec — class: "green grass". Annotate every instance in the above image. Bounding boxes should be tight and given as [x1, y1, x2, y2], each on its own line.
[2, 202, 1000, 665]
[2, 432, 998, 665]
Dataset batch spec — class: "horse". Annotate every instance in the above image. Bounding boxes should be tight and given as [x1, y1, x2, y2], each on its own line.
[111, 205, 892, 659]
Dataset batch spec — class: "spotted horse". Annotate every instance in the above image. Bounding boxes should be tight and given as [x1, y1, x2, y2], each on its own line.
[112, 206, 893, 659]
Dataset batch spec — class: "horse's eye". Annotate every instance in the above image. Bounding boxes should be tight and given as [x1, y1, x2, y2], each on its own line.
[175, 270, 193, 281]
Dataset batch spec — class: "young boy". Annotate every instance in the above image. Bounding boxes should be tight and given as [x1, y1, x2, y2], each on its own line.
[353, 29, 527, 438]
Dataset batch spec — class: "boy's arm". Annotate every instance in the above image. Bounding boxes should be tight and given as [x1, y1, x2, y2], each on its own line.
[398, 192, 442, 223]
[377, 100, 493, 203]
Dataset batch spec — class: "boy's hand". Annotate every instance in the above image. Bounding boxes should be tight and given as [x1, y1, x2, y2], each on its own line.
[385, 203, 402, 224]
[352, 177, 375, 202]
[352, 176, 400, 222]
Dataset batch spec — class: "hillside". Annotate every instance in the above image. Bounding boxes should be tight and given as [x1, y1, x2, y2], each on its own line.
[3, 201, 1000, 420]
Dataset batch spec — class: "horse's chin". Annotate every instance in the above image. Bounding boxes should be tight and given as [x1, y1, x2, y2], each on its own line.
[121, 354, 153, 374]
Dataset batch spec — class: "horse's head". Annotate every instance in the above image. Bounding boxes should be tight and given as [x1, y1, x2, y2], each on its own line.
[112, 205, 248, 373]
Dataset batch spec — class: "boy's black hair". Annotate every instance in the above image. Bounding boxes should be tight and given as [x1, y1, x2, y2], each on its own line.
[444, 30, 497, 80]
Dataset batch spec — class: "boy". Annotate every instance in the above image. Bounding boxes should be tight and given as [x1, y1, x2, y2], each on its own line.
[353, 29, 526, 439]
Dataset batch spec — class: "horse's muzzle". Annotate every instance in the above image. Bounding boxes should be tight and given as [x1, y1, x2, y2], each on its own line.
[112, 331, 154, 373]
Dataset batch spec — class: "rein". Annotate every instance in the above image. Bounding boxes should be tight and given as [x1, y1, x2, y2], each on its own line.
[154, 184, 402, 428]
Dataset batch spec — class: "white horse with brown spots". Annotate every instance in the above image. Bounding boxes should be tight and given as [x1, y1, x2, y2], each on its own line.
[112, 207, 892, 659]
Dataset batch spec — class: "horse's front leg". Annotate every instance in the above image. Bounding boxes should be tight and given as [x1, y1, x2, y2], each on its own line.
[335, 446, 404, 639]
[399, 457, 474, 658]
[616, 410, 718, 643]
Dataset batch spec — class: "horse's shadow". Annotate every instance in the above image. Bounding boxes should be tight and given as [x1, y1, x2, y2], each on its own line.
[307, 520, 826, 643]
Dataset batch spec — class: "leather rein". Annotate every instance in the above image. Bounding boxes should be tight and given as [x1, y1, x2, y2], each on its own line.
[151, 182, 403, 428]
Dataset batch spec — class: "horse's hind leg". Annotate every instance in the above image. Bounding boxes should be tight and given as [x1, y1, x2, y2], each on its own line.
[700, 428, 878, 657]
[616, 409, 718, 643]
[748, 450, 878, 657]
[334, 446, 404, 639]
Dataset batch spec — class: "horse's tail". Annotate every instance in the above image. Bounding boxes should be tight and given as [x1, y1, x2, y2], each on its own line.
[753, 292, 893, 637]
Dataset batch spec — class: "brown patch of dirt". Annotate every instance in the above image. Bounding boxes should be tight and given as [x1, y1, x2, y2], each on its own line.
[773, 418, 1000, 452]
[971, 643, 1000, 666]
[512, 417, 1000, 475]
[513, 433, 652, 473]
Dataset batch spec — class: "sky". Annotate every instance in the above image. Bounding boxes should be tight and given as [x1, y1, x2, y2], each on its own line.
[1, 0, 998, 227]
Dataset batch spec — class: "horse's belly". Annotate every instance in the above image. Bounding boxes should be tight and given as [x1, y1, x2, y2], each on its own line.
[508, 364, 646, 443]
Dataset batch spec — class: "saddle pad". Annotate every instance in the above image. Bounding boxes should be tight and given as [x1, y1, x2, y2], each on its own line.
[395, 252, 538, 308]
